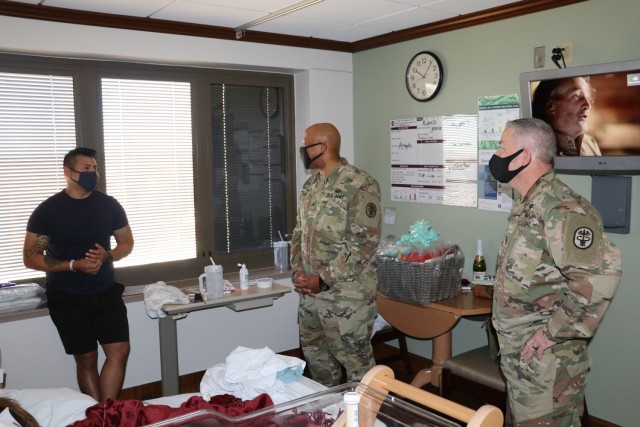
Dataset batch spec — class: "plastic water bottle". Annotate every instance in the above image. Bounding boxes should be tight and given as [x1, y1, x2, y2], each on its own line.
[238, 263, 249, 290]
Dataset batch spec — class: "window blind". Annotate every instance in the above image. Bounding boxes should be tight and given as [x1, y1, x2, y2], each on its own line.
[101, 78, 196, 267]
[0, 72, 76, 281]
[210, 84, 287, 256]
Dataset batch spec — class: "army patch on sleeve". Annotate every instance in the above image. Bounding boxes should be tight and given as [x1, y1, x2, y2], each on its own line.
[563, 214, 601, 265]
[356, 192, 380, 228]
[573, 227, 594, 249]
[365, 202, 377, 218]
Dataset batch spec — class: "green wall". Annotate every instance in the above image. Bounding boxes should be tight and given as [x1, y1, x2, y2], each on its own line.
[353, 0, 639, 424]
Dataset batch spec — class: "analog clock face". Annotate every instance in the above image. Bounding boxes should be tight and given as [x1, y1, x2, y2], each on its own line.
[260, 87, 279, 118]
[405, 51, 443, 102]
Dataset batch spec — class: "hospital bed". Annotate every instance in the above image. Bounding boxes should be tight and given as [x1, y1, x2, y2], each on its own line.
[0, 365, 502, 427]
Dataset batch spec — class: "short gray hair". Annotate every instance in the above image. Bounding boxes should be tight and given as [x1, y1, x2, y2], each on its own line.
[505, 118, 556, 164]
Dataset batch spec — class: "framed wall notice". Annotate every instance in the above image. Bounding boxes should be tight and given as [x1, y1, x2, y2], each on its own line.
[390, 115, 477, 207]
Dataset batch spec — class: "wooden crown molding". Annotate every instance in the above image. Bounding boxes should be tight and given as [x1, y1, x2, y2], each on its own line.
[351, 0, 587, 52]
[0, 0, 587, 53]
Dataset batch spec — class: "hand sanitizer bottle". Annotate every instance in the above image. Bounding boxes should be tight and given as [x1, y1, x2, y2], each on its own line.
[238, 263, 249, 290]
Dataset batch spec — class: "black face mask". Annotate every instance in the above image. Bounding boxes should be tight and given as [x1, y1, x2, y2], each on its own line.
[299, 143, 324, 169]
[70, 168, 99, 192]
[488, 148, 528, 183]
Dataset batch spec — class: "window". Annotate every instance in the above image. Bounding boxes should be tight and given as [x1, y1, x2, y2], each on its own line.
[101, 78, 196, 268]
[210, 84, 286, 256]
[0, 54, 295, 286]
[0, 71, 76, 281]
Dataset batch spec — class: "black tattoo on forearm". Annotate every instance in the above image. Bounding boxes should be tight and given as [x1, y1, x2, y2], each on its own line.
[43, 255, 65, 268]
[24, 234, 49, 258]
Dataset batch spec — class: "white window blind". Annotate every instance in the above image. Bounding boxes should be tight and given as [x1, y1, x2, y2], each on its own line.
[0, 72, 76, 281]
[101, 78, 196, 267]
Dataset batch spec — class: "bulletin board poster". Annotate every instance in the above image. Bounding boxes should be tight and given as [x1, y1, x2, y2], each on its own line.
[477, 95, 520, 212]
[390, 115, 478, 208]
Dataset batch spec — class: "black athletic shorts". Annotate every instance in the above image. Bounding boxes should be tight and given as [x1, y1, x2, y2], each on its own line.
[46, 282, 129, 355]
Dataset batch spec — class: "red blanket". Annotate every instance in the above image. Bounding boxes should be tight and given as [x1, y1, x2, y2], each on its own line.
[70, 393, 273, 427]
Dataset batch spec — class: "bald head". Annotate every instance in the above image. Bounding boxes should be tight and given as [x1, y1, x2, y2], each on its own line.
[304, 123, 341, 156]
[301, 123, 343, 175]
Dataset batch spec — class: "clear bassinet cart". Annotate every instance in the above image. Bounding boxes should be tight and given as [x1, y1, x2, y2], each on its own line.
[144, 365, 503, 427]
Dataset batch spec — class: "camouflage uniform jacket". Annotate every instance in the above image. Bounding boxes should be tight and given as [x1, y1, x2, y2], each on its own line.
[290, 158, 381, 300]
[492, 171, 621, 355]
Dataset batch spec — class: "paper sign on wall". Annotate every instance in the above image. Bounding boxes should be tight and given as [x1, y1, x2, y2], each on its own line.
[390, 115, 477, 207]
[477, 95, 520, 212]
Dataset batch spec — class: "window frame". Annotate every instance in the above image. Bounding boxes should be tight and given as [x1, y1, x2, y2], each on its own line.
[0, 53, 297, 286]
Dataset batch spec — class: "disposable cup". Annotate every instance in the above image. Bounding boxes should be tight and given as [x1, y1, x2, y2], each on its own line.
[273, 241, 289, 273]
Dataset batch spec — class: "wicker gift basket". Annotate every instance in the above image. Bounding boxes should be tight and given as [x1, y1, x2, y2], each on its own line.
[376, 244, 465, 305]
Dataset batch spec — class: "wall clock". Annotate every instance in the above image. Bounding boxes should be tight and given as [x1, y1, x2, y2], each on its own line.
[405, 51, 444, 102]
[260, 87, 279, 118]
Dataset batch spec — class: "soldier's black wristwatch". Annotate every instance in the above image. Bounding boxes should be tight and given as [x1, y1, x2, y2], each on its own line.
[318, 277, 331, 292]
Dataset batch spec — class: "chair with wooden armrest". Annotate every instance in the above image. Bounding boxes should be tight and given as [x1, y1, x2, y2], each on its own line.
[332, 365, 503, 427]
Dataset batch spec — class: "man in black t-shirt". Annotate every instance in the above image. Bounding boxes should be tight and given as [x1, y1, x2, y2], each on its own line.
[23, 147, 134, 402]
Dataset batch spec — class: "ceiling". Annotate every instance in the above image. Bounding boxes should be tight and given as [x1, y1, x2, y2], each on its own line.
[0, 0, 584, 52]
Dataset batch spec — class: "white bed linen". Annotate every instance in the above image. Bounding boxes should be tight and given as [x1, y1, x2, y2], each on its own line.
[198, 346, 307, 402]
[0, 388, 98, 427]
[0, 376, 326, 427]
[144, 375, 325, 407]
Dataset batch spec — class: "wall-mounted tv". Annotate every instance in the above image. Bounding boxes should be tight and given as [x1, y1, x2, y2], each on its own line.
[520, 59, 640, 175]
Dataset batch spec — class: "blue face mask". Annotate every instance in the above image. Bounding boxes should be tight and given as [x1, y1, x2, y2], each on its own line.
[70, 168, 99, 192]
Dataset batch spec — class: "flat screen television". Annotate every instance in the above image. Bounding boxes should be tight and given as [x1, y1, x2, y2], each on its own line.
[520, 59, 640, 174]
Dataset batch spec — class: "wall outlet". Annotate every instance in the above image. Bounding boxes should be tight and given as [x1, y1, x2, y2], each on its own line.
[534, 46, 545, 68]
[383, 207, 396, 225]
[552, 42, 573, 65]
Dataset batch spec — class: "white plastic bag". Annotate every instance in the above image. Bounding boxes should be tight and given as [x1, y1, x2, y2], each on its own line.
[143, 281, 189, 319]
[0, 283, 44, 303]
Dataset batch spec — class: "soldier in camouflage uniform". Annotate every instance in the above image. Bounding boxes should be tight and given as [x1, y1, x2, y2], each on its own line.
[290, 123, 381, 387]
[490, 118, 621, 426]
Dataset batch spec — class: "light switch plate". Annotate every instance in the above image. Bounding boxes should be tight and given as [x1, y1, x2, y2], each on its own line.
[383, 207, 396, 225]
[534, 46, 545, 68]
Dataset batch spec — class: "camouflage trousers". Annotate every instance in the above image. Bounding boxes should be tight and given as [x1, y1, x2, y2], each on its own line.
[298, 293, 377, 387]
[500, 340, 589, 426]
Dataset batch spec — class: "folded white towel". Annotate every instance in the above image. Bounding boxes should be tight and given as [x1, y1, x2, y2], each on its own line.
[143, 281, 189, 319]
[200, 346, 306, 401]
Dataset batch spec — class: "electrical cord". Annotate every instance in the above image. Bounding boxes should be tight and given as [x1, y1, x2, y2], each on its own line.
[551, 48, 566, 69]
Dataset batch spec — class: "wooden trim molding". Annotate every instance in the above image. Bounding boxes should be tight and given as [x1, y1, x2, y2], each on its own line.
[0, 0, 587, 53]
[351, 0, 588, 52]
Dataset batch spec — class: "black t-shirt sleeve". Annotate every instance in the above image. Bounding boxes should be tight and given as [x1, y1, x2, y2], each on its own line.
[26, 197, 53, 236]
[111, 196, 129, 232]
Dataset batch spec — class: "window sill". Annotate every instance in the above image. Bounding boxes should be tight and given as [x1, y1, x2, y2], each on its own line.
[0, 266, 291, 324]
